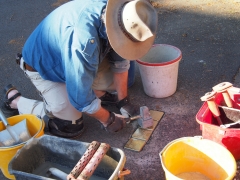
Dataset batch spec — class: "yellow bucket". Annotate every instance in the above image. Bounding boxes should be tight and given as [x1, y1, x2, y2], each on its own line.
[159, 137, 237, 180]
[0, 114, 45, 179]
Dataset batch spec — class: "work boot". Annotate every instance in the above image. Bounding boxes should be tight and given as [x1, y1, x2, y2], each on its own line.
[44, 116, 85, 139]
[1, 84, 21, 118]
[99, 92, 118, 106]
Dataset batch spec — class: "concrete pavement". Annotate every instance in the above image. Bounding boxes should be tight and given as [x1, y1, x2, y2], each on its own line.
[0, 0, 240, 179]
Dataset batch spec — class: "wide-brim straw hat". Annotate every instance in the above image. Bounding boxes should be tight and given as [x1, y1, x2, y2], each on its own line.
[105, 0, 158, 60]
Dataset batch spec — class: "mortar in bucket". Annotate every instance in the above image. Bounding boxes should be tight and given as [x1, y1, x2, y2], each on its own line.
[0, 114, 44, 179]
[136, 44, 182, 98]
[8, 135, 127, 180]
[159, 137, 237, 180]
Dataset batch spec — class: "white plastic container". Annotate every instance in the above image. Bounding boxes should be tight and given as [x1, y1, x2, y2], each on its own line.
[136, 44, 182, 98]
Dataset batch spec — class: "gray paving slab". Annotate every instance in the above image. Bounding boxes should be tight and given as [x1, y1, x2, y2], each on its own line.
[0, 0, 240, 179]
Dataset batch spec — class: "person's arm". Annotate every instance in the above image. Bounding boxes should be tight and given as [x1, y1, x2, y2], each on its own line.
[108, 49, 129, 100]
[87, 106, 110, 126]
[63, 34, 126, 132]
[86, 107, 126, 132]
[113, 71, 128, 100]
[108, 50, 139, 117]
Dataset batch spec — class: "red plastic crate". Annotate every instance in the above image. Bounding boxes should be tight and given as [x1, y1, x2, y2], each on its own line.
[196, 87, 240, 160]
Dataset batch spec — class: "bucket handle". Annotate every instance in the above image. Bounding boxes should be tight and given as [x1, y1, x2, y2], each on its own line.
[118, 168, 131, 178]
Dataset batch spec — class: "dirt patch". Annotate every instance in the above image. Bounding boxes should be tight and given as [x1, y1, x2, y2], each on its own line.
[151, 0, 240, 17]
[51, 0, 69, 7]
[8, 38, 24, 48]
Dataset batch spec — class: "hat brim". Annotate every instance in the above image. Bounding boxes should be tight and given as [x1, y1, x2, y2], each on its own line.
[105, 0, 156, 60]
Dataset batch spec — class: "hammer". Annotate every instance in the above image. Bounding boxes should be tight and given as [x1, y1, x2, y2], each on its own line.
[125, 106, 153, 128]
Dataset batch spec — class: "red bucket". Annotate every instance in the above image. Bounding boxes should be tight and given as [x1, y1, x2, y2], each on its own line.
[196, 86, 240, 160]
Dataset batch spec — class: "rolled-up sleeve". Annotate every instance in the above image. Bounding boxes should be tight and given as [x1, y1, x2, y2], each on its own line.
[82, 98, 101, 114]
[62, 25, 102, 114]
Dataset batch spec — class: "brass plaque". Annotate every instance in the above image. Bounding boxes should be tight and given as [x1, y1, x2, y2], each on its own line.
[144, 120, 159, 130]
[124, 110, 165, 152]
[132, 128, 152, 141]
[124, 138, 146, 152]
[150, 110, 164, 121]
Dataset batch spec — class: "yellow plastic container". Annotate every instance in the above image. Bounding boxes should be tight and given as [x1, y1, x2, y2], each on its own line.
[159, 137, 237, 180]
[0, 114, 44, 180]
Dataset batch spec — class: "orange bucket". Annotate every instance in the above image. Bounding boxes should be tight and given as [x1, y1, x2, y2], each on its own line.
[0, 114, 44, 179]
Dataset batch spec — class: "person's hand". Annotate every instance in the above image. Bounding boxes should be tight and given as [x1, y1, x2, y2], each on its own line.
[117, 96, 140, 117]
[104, 112, 126, 132]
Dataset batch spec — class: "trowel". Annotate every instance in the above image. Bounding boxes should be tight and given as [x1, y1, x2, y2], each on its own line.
[220, 120, 240, 129]
[0, 109, 31, 147]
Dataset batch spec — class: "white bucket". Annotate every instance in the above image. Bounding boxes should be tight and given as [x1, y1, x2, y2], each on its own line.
[136, 44, 182, 98]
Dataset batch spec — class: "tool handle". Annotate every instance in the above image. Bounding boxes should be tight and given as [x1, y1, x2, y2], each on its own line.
[77, 143, 110, 180]
[206, 100, 220, 117]
[118, 168, 131, 178]
[222, 92, 233, 108]
[129, 115, 141, 121]
[124, 115, 141, 123]
[216, 117, 223, 125]
[0, 109, 9, 127]
[47, 168, 67, 180]
[67, 141, 100, 179]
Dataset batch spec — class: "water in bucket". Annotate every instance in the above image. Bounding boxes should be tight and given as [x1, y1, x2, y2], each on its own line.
[159, 137, 237, 180]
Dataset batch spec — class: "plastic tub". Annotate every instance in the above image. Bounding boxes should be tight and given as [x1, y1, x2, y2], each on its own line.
[196, 86, 240, 160]
[136, 44, 182, 98]
[8, 135, 127, 180]
[159, 137, 237, 180]
[0, 114, 44, 179]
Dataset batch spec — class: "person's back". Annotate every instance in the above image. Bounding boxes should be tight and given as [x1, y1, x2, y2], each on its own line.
[23, 0, 107, 82]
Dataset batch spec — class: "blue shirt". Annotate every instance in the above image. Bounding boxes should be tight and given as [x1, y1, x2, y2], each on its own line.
[22, 0, 130, 114]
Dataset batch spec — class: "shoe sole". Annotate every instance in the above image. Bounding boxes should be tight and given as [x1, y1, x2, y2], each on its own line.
[101, 101, 117, 106]
[48, 126, 86, 139]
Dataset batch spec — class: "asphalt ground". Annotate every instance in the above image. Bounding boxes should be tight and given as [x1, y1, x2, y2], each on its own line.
[0, 0, 240, 179]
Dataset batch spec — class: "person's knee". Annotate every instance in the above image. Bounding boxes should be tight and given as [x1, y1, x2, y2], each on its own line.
[48, 100, 69, 114]
[43, 115, 84, 138]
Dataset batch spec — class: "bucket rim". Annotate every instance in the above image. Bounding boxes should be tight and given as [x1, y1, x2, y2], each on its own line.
[159, 136, 237, 180]
[196, 101, 240, 132]
[0, 114, 44, 149]
[136, 44, 182, 66]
